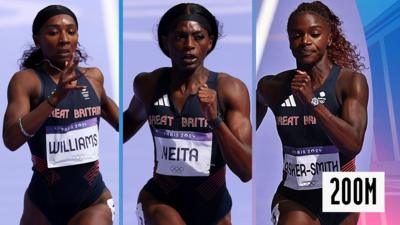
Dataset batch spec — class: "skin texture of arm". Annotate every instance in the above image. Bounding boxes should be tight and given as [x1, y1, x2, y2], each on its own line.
[3, 66, 119, 151]
[3, 61, 81, 150]
[256, 75, 273, 130]
[309, 71, 368, 158]
[84, 67, 119, 130]
[212, 73, 252, 182]
[283, 68, 368, 159]
[3, 69, 54, 151]
[123, 71, 159, 143]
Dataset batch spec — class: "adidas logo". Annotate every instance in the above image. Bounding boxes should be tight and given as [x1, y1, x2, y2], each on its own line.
[154, 94, 170, 106]
[281, 95, 296, 107]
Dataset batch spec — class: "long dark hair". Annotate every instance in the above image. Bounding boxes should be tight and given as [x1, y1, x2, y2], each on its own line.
[287, 1, 365, 72]
[157, 3, 221, 57]
[19, 45, 87, 70]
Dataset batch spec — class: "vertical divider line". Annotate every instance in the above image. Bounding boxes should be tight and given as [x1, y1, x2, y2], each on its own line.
[119, 0, 124, 224]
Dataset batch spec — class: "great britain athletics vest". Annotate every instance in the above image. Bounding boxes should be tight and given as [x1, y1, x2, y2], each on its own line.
[28, 68, 102, 186]
[147, 70, 227, 196]
[272, 65, 355, 191]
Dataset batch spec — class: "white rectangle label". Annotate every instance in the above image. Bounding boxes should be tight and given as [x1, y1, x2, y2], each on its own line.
[322, 172, 385, 212]
[283, 145, 340, 190]
[154, 129, 212, 177]
[46, 118, 99, 168]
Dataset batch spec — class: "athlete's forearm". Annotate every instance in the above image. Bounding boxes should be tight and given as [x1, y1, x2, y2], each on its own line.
[3, 98, 57, 151]
[122, 110, 146, 143]
[312, 105, 365, 158]
[256, 100, 268, 130]
[123, 95, 148, 143]
[213, 122, 252, 182]
[102, 96, 119, 131]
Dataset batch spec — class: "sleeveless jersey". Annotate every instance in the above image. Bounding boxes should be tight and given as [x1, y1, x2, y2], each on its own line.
[148, 70, 226, 176]
[272, 65, 355, 191]
[26, 68, 105, 225]
[142, 70, 232, 225]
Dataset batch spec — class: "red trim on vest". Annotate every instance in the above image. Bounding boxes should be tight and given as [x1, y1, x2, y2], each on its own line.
[31, 154, 60, 185]
[154, 174, 178, 193]
[341, 158, 356, 172]
[196, 167, 226, 200]
[84, 160, 100, 185]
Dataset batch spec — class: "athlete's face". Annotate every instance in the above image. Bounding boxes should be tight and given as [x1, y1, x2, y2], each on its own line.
[34, 14, 78, 69]
[288, 13, 331, 66]
[164, 20, 213, 71]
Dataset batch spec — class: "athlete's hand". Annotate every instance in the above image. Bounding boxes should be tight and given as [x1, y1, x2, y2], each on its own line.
[197, 84, 218, 120]
[50, 58, 86, 105]
[291, 70, 314, 105]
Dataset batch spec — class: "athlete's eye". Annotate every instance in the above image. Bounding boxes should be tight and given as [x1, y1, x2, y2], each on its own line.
[67, 29, 76, 35]
[47, 29, 59, 36]
[290, 32, 303, 40]
[194, 34, 205, 41]
[174, 33, 186, 41]
[310, 31, 321, 38]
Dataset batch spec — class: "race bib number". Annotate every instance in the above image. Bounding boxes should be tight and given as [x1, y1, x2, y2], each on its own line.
[283, 145, 340, 190]
[46, 118, 99, 168]
[154, 129, 212, 177]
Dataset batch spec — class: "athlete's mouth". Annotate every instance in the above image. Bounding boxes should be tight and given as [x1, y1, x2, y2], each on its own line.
[182, 54, 197, 63]
[299, 49, 314, 56]
[56, 49, 72, 58]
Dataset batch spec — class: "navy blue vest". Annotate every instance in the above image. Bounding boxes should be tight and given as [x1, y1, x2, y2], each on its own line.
[28, 68, 102, 184]
[147, 70, 226, 180]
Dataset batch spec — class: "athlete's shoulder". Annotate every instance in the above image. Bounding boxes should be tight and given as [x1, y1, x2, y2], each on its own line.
[338, 67, 368, 92]
[217, 72, 247, 89]
[216, 72, 249, 100]
[133, 67, 170, 101]
[339, 67, 367, 81]
[9, 69, 41, 88]
[134, 67, 169, 86]
[262, 69, 292, 82]
[78, 67, 104, 83]
[12, 68, 38, 79]
[8, 69, 41, 98]
[216, 72, 249, 108]
[257, 70, 292, 92]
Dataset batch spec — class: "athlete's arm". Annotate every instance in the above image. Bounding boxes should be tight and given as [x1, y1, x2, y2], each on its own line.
[89, 68, 119, 130]
[101, 95, 119, 130]
[256, 76, 271, 130]
[3, 64, 82, 151]
[293, 71, 368, 158]
[123, 73, 148, 143]
[313, 73, 368, 158]
[214, 75, 252, 182]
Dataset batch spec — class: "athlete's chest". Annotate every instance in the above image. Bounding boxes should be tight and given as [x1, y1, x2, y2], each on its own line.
[148, 93, 210, 131]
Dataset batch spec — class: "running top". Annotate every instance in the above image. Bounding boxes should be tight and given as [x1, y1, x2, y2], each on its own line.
[28, 67, 103, 189]
[148, 70, 226, 179]
[272, 65, 355, 191]
[26, 68, 105, 225]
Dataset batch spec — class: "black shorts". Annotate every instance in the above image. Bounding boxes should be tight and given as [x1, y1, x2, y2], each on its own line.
[276, 183, 350, 225]
[27, 171, 106, 225]
[141, 177, 232, 225]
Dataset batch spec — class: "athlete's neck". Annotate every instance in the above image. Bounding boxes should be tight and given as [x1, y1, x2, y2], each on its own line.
[41, 64, 63, 78]
[170, 66, 209, 94]
[297, 57, 333, 88]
